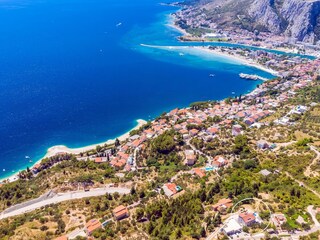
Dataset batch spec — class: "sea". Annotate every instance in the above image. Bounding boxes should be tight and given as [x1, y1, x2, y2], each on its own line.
[0, 0, 276, 179]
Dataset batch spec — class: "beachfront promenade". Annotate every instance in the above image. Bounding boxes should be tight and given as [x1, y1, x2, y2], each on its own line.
[0, 187, 130, 220]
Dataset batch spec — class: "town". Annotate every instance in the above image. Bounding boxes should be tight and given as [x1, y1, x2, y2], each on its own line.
[173, 5, 320, 58]
[0, 44, 319, 240]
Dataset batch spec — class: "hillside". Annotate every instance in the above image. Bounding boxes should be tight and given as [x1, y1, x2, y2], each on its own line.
[181, 0, 320, 44]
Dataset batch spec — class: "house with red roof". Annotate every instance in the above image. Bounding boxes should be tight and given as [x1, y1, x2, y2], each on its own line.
[54, 236, 68, 240]
[189, 129, 199, 136]
[174, 124, 183, 131]
[212, 198, 233, 212]
[94, 157, 107, 163]
[85, 219, 102, 236]
[206, 127, 219, 135]
[32, 163, 42, 174]
[131, 139, 141, 148]
[113, 205, 129, 221]
[117, 152, 129, 160]
[169, 108, 179, 116]
[162, 183, 182, 197]
[212, 156, 228, 168]
[192, 168, 206, 178]
[239, 212, 256, 226]
[179, 129, 188, 135]
[235, 111, 246, 119]
[244, 118, 255, 125]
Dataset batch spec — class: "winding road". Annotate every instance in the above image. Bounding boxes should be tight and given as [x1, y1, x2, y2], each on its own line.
[0, 187, 130, 220]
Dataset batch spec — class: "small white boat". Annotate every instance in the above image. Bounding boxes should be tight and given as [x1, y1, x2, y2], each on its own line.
[209, 74, 215, 77]
[25, 156, 30, 159]
[179, 53, 184, 56]
[29, 160, 33, 163]
[116, 22, 122, 27]
[232, 92, 235, 95]
[2, 169, 5, 172]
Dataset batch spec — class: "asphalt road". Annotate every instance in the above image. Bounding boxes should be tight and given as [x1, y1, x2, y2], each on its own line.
[0, 187, 130, 220]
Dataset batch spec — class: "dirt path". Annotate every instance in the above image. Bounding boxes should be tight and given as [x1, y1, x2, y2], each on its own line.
[304, 145, 320, 177]
[285, 172, 320, 199]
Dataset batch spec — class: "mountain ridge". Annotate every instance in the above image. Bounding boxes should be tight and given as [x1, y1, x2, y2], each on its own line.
[181, 0, 320, 44]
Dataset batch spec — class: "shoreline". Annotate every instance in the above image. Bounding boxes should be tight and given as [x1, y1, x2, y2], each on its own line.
[140, 44, 278, 76]
[169, 14, 318, 58]
[0, 119, 147, 183]
[1, 10, 277, 185]
[193, 46, 279, 76]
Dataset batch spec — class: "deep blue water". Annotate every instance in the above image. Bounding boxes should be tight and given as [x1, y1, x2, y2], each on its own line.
[0, 0, 274, 179]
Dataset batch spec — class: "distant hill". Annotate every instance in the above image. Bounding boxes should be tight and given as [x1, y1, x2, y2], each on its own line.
[182, 0, 320, 44]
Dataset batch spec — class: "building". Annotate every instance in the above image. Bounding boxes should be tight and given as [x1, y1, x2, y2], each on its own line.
[94, 157, 108, 163]
[271, 214, 287, 228]
[257, 140, 269, 150]
[296, 215, 307, 225]
[162, 183, 182, 197]
[185, 150, 197, 166]
[212, 156, 228, 168]
[203, 33, 227, 39]
[189, 129, 199, 136]
[232, 124, 242, 136]
[32, 163, 41, 174]
[239, 212, 256, 226]
[113, 205, 129, 221]
[192, 168, 206, 178]
[206, 127, 219, 135]
[223, 218, 242, 236]
[244, 118, 255, 125]
[54, 236, 68, 240]
[260, 169, 272, 176]
[212, 198, 233, 212]
[85, 219, 102, 236]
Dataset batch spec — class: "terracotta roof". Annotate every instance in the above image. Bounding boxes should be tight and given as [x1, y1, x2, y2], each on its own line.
[117, 152, 129, 159]
[132, 139, 141, 147]
[55, 236, 68, 240]
[189, 129, 199, 135]
[193, 168, 206, 178]
[95, 157, 103, 163]
[113, 205, 129, 219]
[169, 108, 179, 115]
[212, 156, 227, 167]
[179, 129, 188, 134]
[33, 163, 41, 169]
[85, 219, 102, 234]
[207, 127, 219, 134]
[212, 198, 233, 210]
[239, 212, 256, 224]
[166, 183, 177, 194]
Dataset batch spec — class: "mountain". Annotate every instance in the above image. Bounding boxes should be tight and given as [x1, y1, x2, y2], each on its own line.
[182, 0, 320, 44]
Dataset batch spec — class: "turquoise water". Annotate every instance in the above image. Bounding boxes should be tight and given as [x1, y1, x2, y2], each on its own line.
[205, 166, 216, 172]
[0, 0, 274, 179]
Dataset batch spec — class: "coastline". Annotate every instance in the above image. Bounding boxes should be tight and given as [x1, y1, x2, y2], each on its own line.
[168, 13, 318, 58]
[0, 10, 278, 185]
[140, 44, 278, 76]
[193, 46, 279, 76]
[166, 14, 189, 36]
[0, 119, 147, 184]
